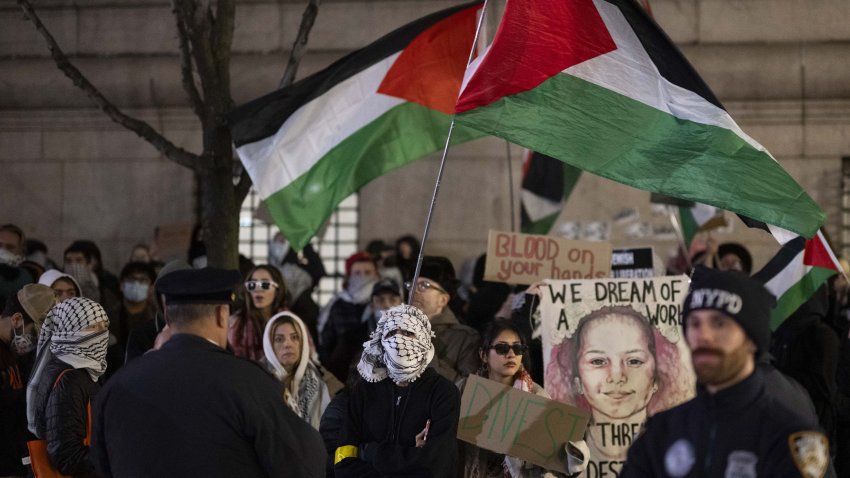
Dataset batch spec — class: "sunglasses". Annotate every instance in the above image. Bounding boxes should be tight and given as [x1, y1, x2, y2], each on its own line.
[245, 280, 279, 291]
[404, 280, 447, 294]
[489, 343, 528, 356]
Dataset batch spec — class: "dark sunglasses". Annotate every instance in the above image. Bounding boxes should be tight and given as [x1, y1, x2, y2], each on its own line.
[245, 280, 279, 291]
[489, 343, 528, 356]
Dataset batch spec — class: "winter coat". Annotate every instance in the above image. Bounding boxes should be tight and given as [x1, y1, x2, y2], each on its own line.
[335, 367, 460, 477]
[429, 308, 480, 383]
[30, 356, 100, 478]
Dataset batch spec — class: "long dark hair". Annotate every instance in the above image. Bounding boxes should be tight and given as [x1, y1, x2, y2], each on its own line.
[478, 319, 531, 376]
[235, 265, 287, 345]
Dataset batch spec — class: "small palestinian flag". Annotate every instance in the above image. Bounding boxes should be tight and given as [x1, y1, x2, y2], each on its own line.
[753, 231, 843, 330]
[678, 203, 726, 247]
[454, 0, 824, 242]
[229, 2, 484, 251]
[520, 151, 582, 235]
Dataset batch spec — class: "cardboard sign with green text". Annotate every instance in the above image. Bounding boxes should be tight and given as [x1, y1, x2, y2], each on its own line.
[457, 375, 591, 472]
[484, 230, 612, 285]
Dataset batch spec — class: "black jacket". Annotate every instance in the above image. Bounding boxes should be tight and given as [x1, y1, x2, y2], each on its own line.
[30, 356, 100, 478]
[0, 344, 29, 475]
[335, 368, 460, 477]
[92, 333, 325, 478]
[622, 368, 827, 477]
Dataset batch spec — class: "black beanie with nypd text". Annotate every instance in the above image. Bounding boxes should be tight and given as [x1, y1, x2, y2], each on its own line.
[682, 266, 776, 353]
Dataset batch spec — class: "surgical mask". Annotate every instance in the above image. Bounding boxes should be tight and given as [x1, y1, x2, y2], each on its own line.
[347, 275, 377, 304]
[0, 248, 22, 267]
[122, 281, 149, 303]
[12, 326, 35, 355]
[268, 240, 290, 265]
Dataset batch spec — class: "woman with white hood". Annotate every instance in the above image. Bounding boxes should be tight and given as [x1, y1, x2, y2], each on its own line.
[262, 311, 332, 430]
[38, 269, 82, 304]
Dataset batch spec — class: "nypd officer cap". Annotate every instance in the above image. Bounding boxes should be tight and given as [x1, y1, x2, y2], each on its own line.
[156, 268, 242, 305]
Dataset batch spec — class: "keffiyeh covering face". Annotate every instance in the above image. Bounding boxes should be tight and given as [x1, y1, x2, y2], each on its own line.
[37, 296, 110, 380]
[358, 304, 434, 385]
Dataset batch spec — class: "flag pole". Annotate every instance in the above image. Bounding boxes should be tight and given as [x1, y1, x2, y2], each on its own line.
[506, 140, 516, 232]
[408, 0, 491, 306]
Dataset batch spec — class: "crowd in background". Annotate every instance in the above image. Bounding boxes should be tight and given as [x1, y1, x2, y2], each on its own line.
[1, 220, 850, 477]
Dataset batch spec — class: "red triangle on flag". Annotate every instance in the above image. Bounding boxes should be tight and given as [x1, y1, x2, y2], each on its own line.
[377, 5, 479, 116]
[804, 233, 839, 271]
[455, 0, 617, 113]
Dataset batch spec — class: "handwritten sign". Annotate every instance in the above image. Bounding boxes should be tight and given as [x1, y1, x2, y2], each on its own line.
[484, 230, 612, 285]
[457, 375, 590, 473]
[611, 247, 655, 279]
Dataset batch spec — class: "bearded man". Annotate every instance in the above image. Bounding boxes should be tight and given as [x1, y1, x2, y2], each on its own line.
[622, 267, 828, 478]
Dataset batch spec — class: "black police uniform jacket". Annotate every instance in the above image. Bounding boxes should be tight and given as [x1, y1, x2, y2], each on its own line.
[92, 333, 325, 478]
[334, 367, 460, 477]
[621, 368, 828, 478]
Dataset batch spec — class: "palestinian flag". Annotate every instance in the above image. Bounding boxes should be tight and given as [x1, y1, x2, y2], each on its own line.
[753, 231, 842, 330]
[454, 0, 824, 241]
[520, 150, 582, 234]
[678, 203, 725, 247]
[229, 2, 484, 251]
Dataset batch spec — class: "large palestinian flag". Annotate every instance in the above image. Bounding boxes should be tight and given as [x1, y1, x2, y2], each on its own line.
[753, 231, 842, 330]
[455, 0, 824, 241]
[229, 2, 484, 251]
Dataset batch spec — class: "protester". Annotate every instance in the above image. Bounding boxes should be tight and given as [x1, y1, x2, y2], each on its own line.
[393, 235, 420, 283]
[38, 269, 82, 304]
[26, 297, 109, 478]
[63, 242, 121, 315]
[112, 262, 157, 355]
[409, 256, 479, 382]
[93, 268, 325, 478]
[622, 267, 828, 477]
[268, 232, 325, 344]
[459, 319, 587, 477]
[0, 284, 55, 476]
[366, 278, 403, 333]
[0, 224, 34, 305]
[229, 264, 288, 361]
[334, 304, 460, 477]
[68, 240, 121, 300]
[318, 252, 379, 382]
[261, 311, 336, 430]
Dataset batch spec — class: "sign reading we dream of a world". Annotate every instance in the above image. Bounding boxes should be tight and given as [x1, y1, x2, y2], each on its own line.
[484, 230, 612, 285]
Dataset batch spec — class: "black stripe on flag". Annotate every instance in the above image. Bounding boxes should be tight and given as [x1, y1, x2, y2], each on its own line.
[522, 152, 565, 202]
[752, 236, 805, 284]
[228, 1, 483, 148]
[603, 0, 723, 110]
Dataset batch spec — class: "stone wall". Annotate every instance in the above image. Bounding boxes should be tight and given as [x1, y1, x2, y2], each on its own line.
[1, 0, 849, 272]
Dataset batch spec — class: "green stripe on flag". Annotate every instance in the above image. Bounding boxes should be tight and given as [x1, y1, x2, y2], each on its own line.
[679, 206, 698, 247]
[265, 102, 483, 250]
[456, 73, 824, 237]
[770, 266, 837, 331]
[523, 212, 560, 235]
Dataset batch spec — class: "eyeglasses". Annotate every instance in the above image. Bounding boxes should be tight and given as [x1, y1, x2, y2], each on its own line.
[404, 280, 447, 294]
[245, 280, 279, 291]
[489, 343, 528, 356]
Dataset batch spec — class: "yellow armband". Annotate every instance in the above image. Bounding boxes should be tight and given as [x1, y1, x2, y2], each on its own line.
[334, 445, 359, 464]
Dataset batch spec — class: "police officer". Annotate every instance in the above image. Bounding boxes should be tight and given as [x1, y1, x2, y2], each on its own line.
[92, 268, 325, 478]
[622, 267, 828, 478]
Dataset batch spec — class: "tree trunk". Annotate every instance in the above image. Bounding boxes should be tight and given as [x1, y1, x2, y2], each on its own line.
[200, 121, 240, 270]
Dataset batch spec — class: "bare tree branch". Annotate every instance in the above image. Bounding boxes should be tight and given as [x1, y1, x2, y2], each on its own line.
[172, 3, 205, 119]
[18, 0, 200, 170]
[279, 0, 321, 88]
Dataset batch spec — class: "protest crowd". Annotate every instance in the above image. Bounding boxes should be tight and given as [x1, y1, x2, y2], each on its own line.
[0, 220, 846, 478]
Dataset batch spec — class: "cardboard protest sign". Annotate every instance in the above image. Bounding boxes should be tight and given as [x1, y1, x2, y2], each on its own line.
[540, 276, 696, 477]
[484, 230, 612, 285]
[611, 247, 655, 279]
[458, 374, 590, 473]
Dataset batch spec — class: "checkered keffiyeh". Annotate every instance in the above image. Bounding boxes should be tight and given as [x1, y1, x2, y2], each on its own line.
[358, 304, 435, 384]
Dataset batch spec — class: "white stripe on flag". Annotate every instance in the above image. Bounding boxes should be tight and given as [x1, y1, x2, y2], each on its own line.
[236, 53, 405, 198]
[763, 249, 808, 298]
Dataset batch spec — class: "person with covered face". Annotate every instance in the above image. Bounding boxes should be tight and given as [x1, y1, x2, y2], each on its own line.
[622, 268, 829, 478]
[334, 304, 460, 477]
[261, 311, 334, 430]
[26, 297, 110, 478]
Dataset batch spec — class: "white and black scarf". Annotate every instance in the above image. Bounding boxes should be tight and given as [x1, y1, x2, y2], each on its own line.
[358, 304, 434, 385]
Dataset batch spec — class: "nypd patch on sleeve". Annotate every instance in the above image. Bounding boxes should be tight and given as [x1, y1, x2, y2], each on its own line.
[788, 431, 828, 478]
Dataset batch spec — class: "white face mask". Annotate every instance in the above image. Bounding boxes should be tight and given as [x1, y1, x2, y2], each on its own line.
[12, 326, 35, 355]
[347, 275, 377, 304]
[192, 256, 208, 269]
[122, 281, 150, 303]
[0, 248, 22, 267]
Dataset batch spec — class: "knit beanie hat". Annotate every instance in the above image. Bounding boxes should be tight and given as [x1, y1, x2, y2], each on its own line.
[419, 256, 458, 298]
[682, 267, 775, 353]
